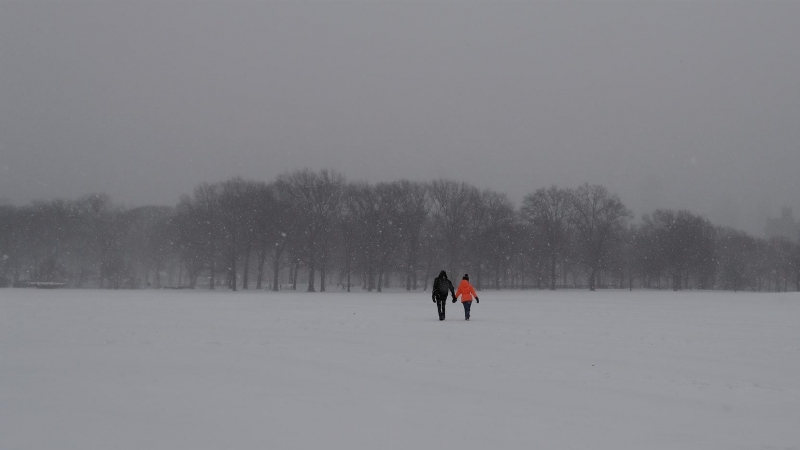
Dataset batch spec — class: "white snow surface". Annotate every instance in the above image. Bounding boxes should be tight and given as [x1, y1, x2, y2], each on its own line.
[2, 289, 799, 450]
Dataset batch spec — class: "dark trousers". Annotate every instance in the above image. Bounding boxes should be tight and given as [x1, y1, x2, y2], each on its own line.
[435, 295, 447, 320]
[462, 300, 472, 319]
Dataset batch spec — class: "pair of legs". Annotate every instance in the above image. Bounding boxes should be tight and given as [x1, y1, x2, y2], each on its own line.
[435, 295, 448, 320]
[462, 300, 472, 320]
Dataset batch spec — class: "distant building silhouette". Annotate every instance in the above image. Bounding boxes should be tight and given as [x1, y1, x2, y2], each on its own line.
[764, 207, 799, 241]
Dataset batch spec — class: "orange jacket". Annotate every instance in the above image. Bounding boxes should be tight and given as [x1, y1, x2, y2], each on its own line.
[455, 279, 477, 302]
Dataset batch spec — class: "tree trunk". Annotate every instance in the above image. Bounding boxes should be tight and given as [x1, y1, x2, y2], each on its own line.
[241, 246, 251, 290]
[377, 250, 390, 292]
[410, 242, 420, 290]
[405, 252, 412, 291]
[291, 258, 299, 290]
[476, 261, 482, 290]
[536, 266, 542, 289]
[346, 249, 351, 292]
[229, 250, 237, 291]
[256, 246, 267, 290]
[271, 248, 282, 292]
[288, 260, 294, 290]
[672, 271, 680, 291]
[320, 259, 327, 292]
[209, 256, 216, 290]
[405, 253, 413, 291]
[208, 236, 216, 290]
[629, 261, 633, 291]
[550, 254, 557, 290]
[589, 266, 597, 291]
[797, 270, 800, 292]
[409, 235, 419, 291]
[307, 255, 316, 292]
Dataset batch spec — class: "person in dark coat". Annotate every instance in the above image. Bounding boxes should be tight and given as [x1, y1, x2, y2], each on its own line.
[431, 270, 456, 321]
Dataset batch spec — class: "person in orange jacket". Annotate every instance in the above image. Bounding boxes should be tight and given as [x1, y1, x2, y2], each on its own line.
[453, 273, 479, 320]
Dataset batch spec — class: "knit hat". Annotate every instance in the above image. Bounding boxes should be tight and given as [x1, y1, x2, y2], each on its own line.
[463, 274, 469, 280]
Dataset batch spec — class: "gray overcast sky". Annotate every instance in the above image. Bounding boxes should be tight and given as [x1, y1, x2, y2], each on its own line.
[1, 1, 798, 235]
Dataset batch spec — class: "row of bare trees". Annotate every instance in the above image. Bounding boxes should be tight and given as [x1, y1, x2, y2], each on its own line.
[0, 194, 173, 289]
[1, 169, 798, 291]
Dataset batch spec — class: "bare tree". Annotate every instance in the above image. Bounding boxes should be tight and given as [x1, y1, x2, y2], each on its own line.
[429, 180, 481, 275]
[520, 186, 574, 290]
[271, 194, 295, 291]
[716, 227, 757, 292]
[174, 198, 205, 288]
[641, 210, 717, 290]
[245, 182, 283, 290]
[473, 189, 516, 290]
[0, 206, 15, 285]
[571, 184, 631, 291]
[345, 182, 380, 291]
[373, 182, 402, 292]
[793, 242, 800, 292]
[277, 169, 344, 292]
[394, 180, 430, 291]
[185, 183, 221, 289]
[217, 178, 246, 290]
[767, 236, 796, 292]
[338, 199, 359, 292]
[128, 206, 175, 288]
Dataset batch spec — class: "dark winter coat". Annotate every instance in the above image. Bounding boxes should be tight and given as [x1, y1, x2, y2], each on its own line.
[431, 271, 456, 301]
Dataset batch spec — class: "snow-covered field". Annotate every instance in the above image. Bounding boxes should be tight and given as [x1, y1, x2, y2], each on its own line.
[1, 289, 799, 450]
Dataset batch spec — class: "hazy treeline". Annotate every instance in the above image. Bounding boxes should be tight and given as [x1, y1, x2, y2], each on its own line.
[1, 169, 799, 292]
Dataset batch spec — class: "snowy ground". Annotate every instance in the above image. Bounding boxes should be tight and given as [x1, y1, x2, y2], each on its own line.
[1, 289, 799, 450]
